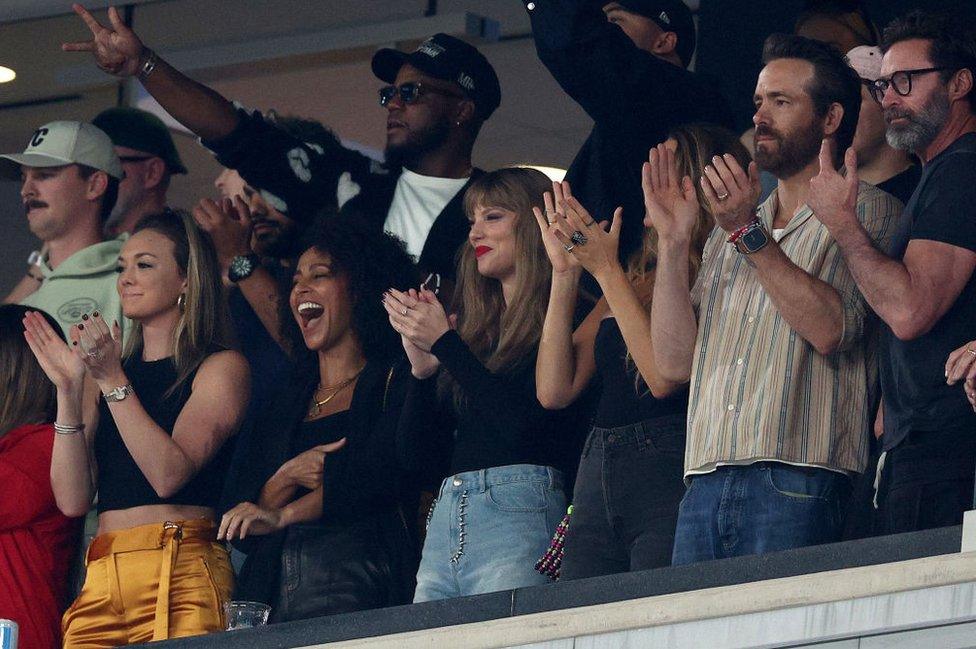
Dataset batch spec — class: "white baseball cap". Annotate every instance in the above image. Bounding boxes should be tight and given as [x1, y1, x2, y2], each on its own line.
[847, 45, 884, 82]
[0, 120, 123, 180]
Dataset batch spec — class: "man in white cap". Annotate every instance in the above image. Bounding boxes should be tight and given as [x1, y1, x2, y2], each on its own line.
[1, 120, 127, 338]
[847, 45, 920, 204]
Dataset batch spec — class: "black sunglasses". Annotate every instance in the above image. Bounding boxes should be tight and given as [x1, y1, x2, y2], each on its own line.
[378, 82, 464, 107]
[869, 67, 953, 104]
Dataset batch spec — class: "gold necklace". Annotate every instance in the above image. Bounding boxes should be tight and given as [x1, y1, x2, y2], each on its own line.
[308, 368, 364, 418]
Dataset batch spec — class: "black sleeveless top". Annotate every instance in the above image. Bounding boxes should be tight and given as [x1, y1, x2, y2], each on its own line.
[96, 349, 236, 513]
[593, 318, 688, 428]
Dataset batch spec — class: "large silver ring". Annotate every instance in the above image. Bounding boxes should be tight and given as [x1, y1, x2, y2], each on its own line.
[717, 192, 730, 201]
[564, 244, 576, 253]
[570, 230, 588, 246]
[968, 348, 976, 358]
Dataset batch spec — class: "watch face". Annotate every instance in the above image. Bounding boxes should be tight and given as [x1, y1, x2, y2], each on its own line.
[229, 255, 255, 281]
[740, 227, 769, 253]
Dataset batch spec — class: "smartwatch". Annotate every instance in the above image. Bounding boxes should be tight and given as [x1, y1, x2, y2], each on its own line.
[729, 219, 770, 255]
[227, 253, 260, 283]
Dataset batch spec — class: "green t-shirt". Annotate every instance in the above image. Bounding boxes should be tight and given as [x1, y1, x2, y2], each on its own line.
[20, 237, 132, 341]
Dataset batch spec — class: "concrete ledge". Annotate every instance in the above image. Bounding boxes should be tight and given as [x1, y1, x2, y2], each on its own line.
[144, 526, 963, 649]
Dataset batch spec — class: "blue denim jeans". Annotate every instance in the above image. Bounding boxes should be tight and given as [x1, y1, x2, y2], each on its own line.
[671, 463, 850, 566]
[413, 464, 566, 602]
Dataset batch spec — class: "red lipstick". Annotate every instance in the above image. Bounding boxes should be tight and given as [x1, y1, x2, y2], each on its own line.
[475, 246, 492, 258]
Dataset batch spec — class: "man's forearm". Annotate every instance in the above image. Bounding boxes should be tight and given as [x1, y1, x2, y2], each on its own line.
[237, 267, 288, 351]
[751, 242, 844, 354]
[650, 240, 698, 383]
[831, 221, 912, 329]
[141, 54, 240, 141]
[3, 272, 42, 304]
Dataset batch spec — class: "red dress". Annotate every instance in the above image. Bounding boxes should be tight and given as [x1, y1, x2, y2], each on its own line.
[0, 423, 80, 649]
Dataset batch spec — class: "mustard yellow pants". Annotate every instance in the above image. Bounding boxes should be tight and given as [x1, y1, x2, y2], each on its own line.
[62, 520, 234, 648]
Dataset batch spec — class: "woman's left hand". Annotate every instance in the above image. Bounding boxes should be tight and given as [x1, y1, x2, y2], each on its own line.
[548, 181, 623, 280]
[76, 312, 125, 387]
[384, 287, 452, 352]
[218, 502, 283, 540]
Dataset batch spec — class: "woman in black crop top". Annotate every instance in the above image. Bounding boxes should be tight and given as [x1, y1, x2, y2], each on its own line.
[534, 125, 751, 579]
[217, 216, 423, 621]
[384, 168, 578, 601]
[24, 210, 249, 646]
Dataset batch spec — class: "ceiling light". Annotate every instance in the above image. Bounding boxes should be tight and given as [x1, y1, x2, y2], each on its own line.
[0, 66, 15, 84]
[518, 165, 567, 182]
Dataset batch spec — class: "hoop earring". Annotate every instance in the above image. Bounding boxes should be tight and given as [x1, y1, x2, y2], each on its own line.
[177, 293, 186, 313]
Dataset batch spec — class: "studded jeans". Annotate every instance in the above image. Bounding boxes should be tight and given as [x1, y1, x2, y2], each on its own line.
[413, 464, 566, 602]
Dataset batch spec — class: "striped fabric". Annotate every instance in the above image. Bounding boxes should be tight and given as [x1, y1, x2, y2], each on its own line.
[685, 182, 902, 477]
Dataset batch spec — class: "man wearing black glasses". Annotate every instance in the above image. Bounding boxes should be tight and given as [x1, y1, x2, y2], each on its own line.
[91, 107, 187, 237]
[807, 11, 976, 535]
[63, 5, 500, 283]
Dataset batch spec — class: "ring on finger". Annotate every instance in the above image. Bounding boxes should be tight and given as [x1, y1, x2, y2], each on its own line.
[717, 192, 730, 201]
[968, 348, 975, 357]
[584, 219, 596, 227]
[570, 230, 588, 246]
[564, 244, 576, 253]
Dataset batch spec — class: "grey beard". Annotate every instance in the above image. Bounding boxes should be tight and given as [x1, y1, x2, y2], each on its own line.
[885, 90, 950, 153]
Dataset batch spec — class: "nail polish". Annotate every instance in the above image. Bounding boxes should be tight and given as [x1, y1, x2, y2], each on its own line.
[81, 314, 89, 321]
[78, 324, 84, 330]
[92, 311, 99, 318]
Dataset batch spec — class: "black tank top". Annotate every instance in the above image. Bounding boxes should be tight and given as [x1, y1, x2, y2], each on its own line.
[96, 349, 235, 513]
[593, 318, 688, 428]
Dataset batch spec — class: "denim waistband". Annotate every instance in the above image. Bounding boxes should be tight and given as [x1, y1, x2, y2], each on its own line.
[438, 464, 563, 495]
[589, 413, 686, 449]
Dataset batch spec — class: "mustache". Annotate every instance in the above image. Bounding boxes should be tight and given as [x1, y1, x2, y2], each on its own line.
[754, 125, 782, 140]
[884, 108, 914, 123]
[24, 199, 48, 213]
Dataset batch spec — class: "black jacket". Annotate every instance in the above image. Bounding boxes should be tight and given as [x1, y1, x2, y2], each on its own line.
[203, 109, 480, 280]
[525, 0, 735, 258]
[224, 358, 428, 602]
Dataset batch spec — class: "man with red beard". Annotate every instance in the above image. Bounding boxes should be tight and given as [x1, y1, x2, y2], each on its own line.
[808, 11, 976, 534]
[649, 34, 902, 565]
[64, 5, 500, 283]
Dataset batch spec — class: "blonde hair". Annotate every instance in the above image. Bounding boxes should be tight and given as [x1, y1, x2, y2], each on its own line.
[123, 209, 230, 396]
[627, 122, 753, 293]
[444, 168, 553, 405]
[626, 123, 752, 389]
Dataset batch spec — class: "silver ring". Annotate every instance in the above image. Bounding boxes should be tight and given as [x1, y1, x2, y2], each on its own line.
[564, 244, 576, 253]
[717, 192, 730, 201]
[968, 349, 976, 357]
[570, 230, 588, 246]
[546, 212, 557, 225]
[86, 350, 98, 359]
[401, 308, 408, 316]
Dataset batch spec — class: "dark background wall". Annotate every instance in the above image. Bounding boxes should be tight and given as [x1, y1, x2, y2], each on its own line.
[696, 0, 976, 130]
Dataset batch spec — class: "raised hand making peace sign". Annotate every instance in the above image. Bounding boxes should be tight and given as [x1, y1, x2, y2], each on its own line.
[62, 4, 146, 77]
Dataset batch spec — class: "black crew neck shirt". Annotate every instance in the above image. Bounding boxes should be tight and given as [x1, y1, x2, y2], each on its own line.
[880, 133, 976, 450]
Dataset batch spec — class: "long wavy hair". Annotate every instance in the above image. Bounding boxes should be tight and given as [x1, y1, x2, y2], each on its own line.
[444, 168, 553, 406]
[626, 123, 752, 296]
[0, 305, 62, 437]
[122, 209, 230, 397]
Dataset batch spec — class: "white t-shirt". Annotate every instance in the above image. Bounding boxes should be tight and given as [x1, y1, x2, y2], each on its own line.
[384, 168, 470, 261]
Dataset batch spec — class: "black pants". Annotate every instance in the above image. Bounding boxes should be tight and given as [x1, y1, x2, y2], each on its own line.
[878, 428, 976, 535]
[273, 511, 417, 622]
[560, 414, 687, 580]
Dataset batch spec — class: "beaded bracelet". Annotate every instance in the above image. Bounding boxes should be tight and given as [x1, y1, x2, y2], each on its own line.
[54, 422, 84, 435]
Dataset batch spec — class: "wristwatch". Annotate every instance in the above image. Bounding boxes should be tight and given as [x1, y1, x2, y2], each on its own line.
[227, 253, 260, 283]
[729, 219, 770, 255]
[103, 384, 135, 403]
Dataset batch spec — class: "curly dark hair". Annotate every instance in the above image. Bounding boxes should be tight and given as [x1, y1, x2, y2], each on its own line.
[281, 211, 419, 365]
[882, 11, 976, 109]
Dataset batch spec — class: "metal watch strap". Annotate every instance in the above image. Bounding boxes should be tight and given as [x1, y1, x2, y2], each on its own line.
[103, 384, 135, 402]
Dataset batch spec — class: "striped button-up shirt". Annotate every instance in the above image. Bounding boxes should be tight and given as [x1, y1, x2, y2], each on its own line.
[685, 182, 901, 476]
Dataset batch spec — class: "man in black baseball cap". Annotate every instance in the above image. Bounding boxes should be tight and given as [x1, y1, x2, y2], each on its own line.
[92, 106, 186, 236]
[63, 3, 499, 286]
[526, 0, 734, 263]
